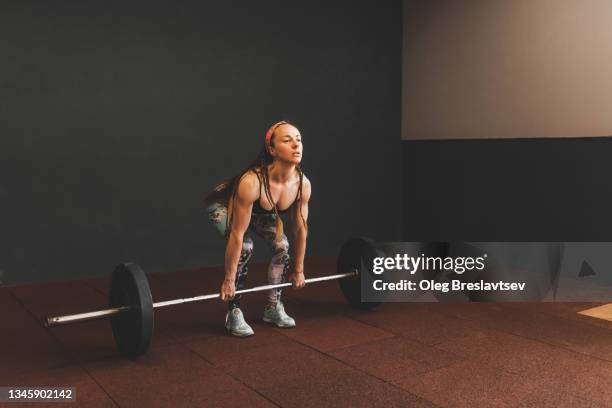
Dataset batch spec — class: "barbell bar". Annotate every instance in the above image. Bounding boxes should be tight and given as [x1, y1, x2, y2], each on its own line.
[44, 237, 380, 359]
[45, 271, 358, 327]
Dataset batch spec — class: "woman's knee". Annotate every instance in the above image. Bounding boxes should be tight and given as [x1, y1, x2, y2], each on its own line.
[242, 236, 254, 252]
[240, 236, 254, 261]
[272, 234, 289, 255]
[271, 235, 290, 260]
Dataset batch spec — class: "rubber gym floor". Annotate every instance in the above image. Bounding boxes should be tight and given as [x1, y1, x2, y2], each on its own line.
[2, 256, 612, 407]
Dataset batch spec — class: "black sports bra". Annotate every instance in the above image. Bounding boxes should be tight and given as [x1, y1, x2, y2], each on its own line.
[252, 198, 296, 215]
[251, 172, 298, 215]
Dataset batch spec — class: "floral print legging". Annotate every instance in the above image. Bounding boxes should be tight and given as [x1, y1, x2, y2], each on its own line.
[207, 202, 290, 310]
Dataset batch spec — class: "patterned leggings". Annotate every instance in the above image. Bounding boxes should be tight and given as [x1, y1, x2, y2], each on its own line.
[207, 202, 290, 310]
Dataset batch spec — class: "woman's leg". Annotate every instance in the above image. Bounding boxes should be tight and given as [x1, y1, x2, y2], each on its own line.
[206, 201, 229, 237]
[228, 236, 253, 310]
[267, 235, 290, 308]
[249, 214, 290, 309]
[250, 214, 295, 328]
[206, 202, 254, 310]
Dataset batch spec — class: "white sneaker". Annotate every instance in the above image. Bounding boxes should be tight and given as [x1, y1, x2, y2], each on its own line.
[225, 308, 254, 337]
[262, 302, 296, 328]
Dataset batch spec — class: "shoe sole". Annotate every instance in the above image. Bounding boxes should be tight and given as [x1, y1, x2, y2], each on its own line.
[262, 316, 296, 328]
[227, 330, 254, 337]
[225, 325, 254, 337]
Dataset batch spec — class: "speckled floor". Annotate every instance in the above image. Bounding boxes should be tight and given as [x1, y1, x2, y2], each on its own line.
[2, 256, 612, 407]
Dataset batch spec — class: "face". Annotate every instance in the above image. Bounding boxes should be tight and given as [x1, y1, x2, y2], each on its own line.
[269, 124, 303, 164]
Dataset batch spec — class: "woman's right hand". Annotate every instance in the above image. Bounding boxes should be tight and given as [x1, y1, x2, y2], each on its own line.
[220, 279, 236, 301]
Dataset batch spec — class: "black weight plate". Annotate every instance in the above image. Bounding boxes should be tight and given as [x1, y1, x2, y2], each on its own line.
[337, 237, 382, 310]
[109, 263, 154, 358]
[437, 242, 563, 302]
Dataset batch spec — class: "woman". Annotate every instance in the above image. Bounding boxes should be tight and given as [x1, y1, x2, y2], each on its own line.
[204, 121, 311, 337]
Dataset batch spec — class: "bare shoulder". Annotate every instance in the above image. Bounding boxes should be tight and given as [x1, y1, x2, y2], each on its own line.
[236, 171, 260, 203]
[300, 173, 311, 200]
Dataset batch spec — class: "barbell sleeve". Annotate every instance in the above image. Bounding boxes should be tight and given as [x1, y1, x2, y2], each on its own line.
[45, 306, 130, 327]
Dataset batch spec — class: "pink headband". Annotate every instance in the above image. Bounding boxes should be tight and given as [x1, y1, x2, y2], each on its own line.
[265, 121, 288, 152]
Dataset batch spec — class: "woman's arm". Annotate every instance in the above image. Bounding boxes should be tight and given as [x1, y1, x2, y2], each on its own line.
[220, 172, 259, 301]
[291, 176, 311, 288]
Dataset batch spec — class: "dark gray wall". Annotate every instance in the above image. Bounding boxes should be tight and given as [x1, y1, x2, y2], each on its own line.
[1, 1, 402, 286]
[402, 138, 612, 241]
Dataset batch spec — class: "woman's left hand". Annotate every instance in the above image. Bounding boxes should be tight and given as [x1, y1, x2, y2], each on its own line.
[290, 269, 306, 289]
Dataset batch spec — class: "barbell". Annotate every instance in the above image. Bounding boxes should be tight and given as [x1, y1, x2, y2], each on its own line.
[44, 237, 380, 359]
[44, 237, 565, 358]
